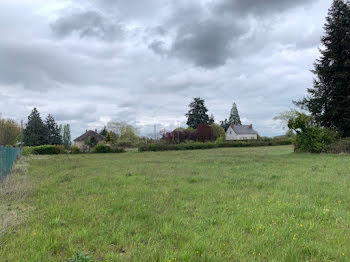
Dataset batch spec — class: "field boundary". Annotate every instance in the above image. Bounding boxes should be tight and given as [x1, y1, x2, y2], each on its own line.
[138, 139, 292, 152]
[0, 146, 22, 180]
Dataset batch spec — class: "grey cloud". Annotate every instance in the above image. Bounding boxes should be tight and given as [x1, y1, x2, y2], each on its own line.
[147, 0, 318, 68]
[170, 20, 247, 68]
[51, 10, 124, 42]
[214, 0, 317, 16]
[0, 40, 130, 90]
[148, 40, 167, 55]
[0, 41, 75, 89]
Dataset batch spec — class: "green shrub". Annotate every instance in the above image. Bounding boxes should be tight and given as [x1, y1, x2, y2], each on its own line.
[55, 145, 67, 154]
[116, 141, 135, 148]
[29, 145, 66, 155]
[288, 113, 338, 153]
[93, 143, 125, 154]
[211, 124, 226, 140]
[293, 127, 337, 153]
[22, 146, 34, 156]
[93, 143, 113, 153]
[215, 137, 225, 144]
[113, 148, 125, 153]
[71, 146, 82, 154]
[325, 138, 350, 154]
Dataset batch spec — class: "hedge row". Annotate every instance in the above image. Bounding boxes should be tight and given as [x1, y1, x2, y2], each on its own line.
[92, 143, 125, 153]
[22, 145, 66, 155]
[325, 138, 350, 154]
[23, 144, 125, 155]
[138, 139, 292, 152]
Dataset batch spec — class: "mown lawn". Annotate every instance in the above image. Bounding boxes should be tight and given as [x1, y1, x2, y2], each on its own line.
[1, 146, 350, 261]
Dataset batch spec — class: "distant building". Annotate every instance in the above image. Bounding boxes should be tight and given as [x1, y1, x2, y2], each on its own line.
[73, 130, 105, 151]
[225, 124, 258, 140]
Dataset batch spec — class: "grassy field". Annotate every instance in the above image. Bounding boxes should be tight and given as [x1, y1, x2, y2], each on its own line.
[1, 146, 350, 261]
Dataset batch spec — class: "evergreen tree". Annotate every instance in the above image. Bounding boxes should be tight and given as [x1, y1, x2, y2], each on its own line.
[23, 108, 48, 146]
[220, 119, 230, 132]
[46, 114, 62, 145]
[229, 103, 242, 125]
[62, 124, 72, 148]
[296, 0, 350, 137]
[208, 114, 215, 125]
[185, 97, 210, 129]
[100, 126, 108, 136]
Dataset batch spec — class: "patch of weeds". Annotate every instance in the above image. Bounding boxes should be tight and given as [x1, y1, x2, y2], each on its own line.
[50, 217, 67, 227]
[68, 252, 94, 262]
[187, 177, 198, 183]
[57, 174, 74, 183]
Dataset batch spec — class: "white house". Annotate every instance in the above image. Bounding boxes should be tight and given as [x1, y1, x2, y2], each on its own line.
[225, 124, 258, 140]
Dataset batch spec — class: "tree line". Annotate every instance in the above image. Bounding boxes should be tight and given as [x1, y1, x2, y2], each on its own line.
[23, 108, 71, 147]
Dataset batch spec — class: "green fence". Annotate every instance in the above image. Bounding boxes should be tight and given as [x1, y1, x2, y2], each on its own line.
[0, 146, 22, 179]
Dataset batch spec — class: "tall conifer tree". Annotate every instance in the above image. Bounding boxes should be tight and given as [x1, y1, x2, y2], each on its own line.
[297, 0, 350, 137]
[62, 124, 72, 148]
[23, 108, 48, 146]
[229, 103, 242, 125]
[46, 114, 62, 145]
[186, 97, 210, 129]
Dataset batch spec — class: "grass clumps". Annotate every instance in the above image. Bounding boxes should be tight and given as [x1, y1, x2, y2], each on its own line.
[1, 146, 350, 261]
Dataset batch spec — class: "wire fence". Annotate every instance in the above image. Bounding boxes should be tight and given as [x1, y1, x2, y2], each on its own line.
[0, 146, 22, 179]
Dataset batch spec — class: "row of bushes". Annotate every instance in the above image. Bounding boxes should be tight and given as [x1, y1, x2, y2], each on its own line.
[162, 124, 221, 143]
[138, 138, 292, 152]
[325, 138, 350, 154]
[22, 145, 67, 155]
[22, 143, 125, 155]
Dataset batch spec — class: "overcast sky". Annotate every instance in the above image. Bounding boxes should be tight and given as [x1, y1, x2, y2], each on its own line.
[0, 0, 333, 138]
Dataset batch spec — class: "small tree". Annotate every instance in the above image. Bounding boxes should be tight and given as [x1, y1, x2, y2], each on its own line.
[210, 124, 226, 140]
[105, 131, 119, 144]
[106, 122, 140, 145]
[0, 119, 21, 146]
[196, 124, 214, 142]
[186, 97, 210, 129]
[46, 114, 62, 145]
[100, 126, 108, 136]
[220, 119, 230, 132]
[208, 114, 215, 125]
[84, 136, 97, 151]
[288, 112, 337, 153]
[62, 124, 72, 148]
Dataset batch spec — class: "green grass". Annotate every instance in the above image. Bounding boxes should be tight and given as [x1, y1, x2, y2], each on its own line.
[1, 146, 350, 261]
